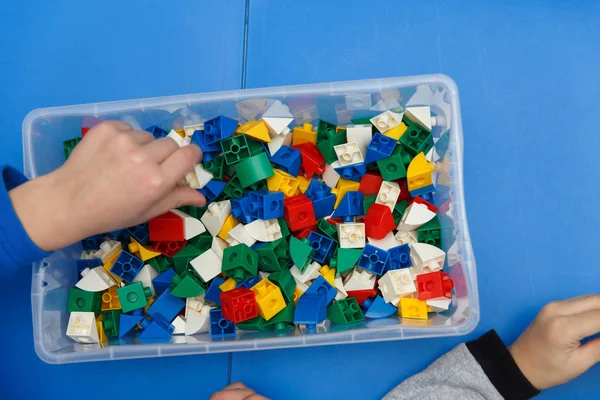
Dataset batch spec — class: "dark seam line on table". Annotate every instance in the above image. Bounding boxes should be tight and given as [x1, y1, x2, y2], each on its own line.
[227, 351, 233, 385]
[240, 0, 250, 89]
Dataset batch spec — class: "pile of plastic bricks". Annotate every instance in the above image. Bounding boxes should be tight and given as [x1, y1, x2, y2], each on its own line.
[64, 96, 457, 344]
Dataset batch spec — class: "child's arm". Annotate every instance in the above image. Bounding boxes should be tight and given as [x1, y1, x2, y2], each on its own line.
[1, 121, 205, 275]
[384, 295, 600, 400]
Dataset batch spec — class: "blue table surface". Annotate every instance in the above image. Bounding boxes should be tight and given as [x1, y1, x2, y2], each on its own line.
[1, 0, 600, 398]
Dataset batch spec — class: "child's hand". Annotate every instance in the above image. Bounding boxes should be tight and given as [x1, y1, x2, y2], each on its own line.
[509, 294, 600, 390]
[210, 382, 268, 400]
[9, 121, 206, 251]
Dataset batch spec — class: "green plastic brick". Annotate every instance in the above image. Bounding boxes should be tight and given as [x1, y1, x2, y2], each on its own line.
[170, 273, 206, 298]
[221, 134, 252, 165]
[147, 255, 173, 273]
[234, 153, 274, 188]
[222, 244, 259, 281]
[102, 310, 122, 338]
[203, 155, 226, 180]
[172, 244, 203, 274]
[63, 137, 81, 160]
[377, 146, 407, 181]
[237, 315, 271, 331]
[117, 282, 151, 313]
[393, 200, 409, 226]
[255, 237, 290, 272]
[331, 248, 362, 274]
[188, 231, 213, 253]
[317, 219, 338, 243]
[221, 174, 246, 200]
[264, 302, 295, 332]
[179, 205, 207, 220]
[399, 118, 433, 156]
[363, 194, 377, 212]
[317, 130, 347, 164]
[328, 297, 365, 324]
[248, 137, 265, 156]
[278, 218, 291, 237]
[289, 236, 314, 273]
[268, 268, 295, 304]
[316, 119, 337, 143]
[67, 288, 102, 315]
[351, 117, 373, 125]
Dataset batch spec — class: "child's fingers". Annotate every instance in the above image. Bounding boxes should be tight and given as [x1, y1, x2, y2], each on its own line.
[160, 144, 202, 184]
[552, 294, 600, 316]
[143, 137, 180, 163]
[128, 130, 155, 145]
[574, 337, 600, 374]
[146, 186, 206, 218]
[100, 120, 133, 132]
[566, 310, 600, 339]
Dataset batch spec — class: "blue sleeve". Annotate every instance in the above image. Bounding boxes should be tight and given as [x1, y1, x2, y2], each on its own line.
[0, 165, 51, 278]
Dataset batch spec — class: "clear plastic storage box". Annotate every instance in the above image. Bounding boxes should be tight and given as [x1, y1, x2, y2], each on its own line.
[24, 74, 478, 364]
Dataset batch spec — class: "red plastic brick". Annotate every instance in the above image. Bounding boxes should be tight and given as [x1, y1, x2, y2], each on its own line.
[412, 196, 438, 213]
[347, 289, 378, 306]
[293, 225, 317, 240]
[284, 194, 317, 231]
[220, 287, 258, 323]
[149, 211, 185, 241]
[364, 203, 396, 239]
[293, 143, 325, 178]
[151, 240, 187, 258]
[360, 172, 383, 195]
[395, 178, 412, 202]
[416, 271, 454, 300]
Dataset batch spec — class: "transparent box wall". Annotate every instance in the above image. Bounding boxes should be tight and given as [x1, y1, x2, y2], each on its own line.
[24, 75, 479, 364]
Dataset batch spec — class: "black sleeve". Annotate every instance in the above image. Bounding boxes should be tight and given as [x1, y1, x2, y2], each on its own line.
[466, 330, 540, 400]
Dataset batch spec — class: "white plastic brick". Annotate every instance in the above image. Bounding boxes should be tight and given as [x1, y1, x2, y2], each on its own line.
[334, 141, 364, 166]
[343, 268, 376, 291]
[334, 273, 348, 300]
[263, 117, 293, 136]
[76, 267, 116, 292]
[185, 305, 212, 335]
[185, 294, 205, 319]
[262, 100, 293, 118]
[226, 223, 257, 247]
[397, 202, 436, 231]
[94, 240, 122, 264]
[172, 316, 186, 335]
[322, 163, 341, 189]
[346, 124, 372, 155]
[375, 181, 401, 212]
[338, 223, 366, 249]
[368, 232, 398, 251]
[183, 123, 204, 138]
[258, 271, 271, 280]
[167, 129, 189, 147]
[370, 110, 403, 133]
[410, 243, 446, 274]
[427, 298, 452, 312]
[80, 250, 96, 260]
[190, 249, 222, 282]
[405, 106, 432, 131]
[267, 130, 292, 155]
[170, 209, 206, 240]
[369, 98, 401, 111]
[245, 219, 282, 242]
[186, 163, 213, 189]
[290, 261, 321, 284]
[378, 269, 417, 305]
[201, 200, 232, 236]
[395, 230, 418, 245]
[133, 264, 159, 296]
[345, 93, 372, 111]
[66, 312, 99, 343]
[211, 237, 229, 260]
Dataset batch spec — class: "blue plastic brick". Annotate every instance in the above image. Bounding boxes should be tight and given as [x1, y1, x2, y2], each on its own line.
[105, 229, 125, 240]
[334, 162, 367, 182]
[306, 232, 336, 265]
[76, 258, 102, 277]
[237, 276, 260, 289]
[138, 314, 174, 339]
[364, 133, 397, 164]
[248, 190, 285, 220]
[153, 269, 176, 296]
[191, 129, 221, 153]
[146, 125, 169, 140]
[386, 244, 411, 271]
[205, 276, 226, 305]
[81, 234, 104, 250]
[432, 190, 450, 207]
[110, 251, 144, 283]
[270, 146, 302, 176]
[363, 295, 397, 318]
[210, 308, 237, 338]
[409, 184, 436, 198]
[357, 244, 389, 276]
[147, 288, 185, 322]
[419, 192, 434, 204]
[305, 275, 337, 305]
[305, 179, 336, 219]
[231, 196, 256, 224]
[201, 151, 220, 163]
[127, 223, 150, 245]
[204, 116, 238, 145]
[294, 293, 328, 331]
[199, 180, 227, 202]
[332, 191, 364, 222]
[119, 313, 144, 338]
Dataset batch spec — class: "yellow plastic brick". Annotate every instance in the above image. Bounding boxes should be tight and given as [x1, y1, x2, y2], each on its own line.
[267, 169, 300, 198]
[96, 320, 107, 342]
[128, 237, 161, 261]
[319, 265, 336, 286]
[102, 254, 123, 284]
[175, 129, 186, 138]
[251, 279, 286, 320]
[292, 286, 304, 306]
[101, 286, 121, 311]
[238, 120, 271, 142]
[143, 296, 155, 313]
[220, 277, 237, 292]
[296, 175, 311, 194]
[399, 297, 428, 320]
[292, 123, 316, 145]
[383, 121, 408, 140]
[407, 152, 435, 192]
[336, 126, 346, 134]
[218, 214, 239, 240]
[333, 179, 360, 208]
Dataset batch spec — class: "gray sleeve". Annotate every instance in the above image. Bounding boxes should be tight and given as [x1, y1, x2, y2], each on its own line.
[382, 344, 504, 400]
